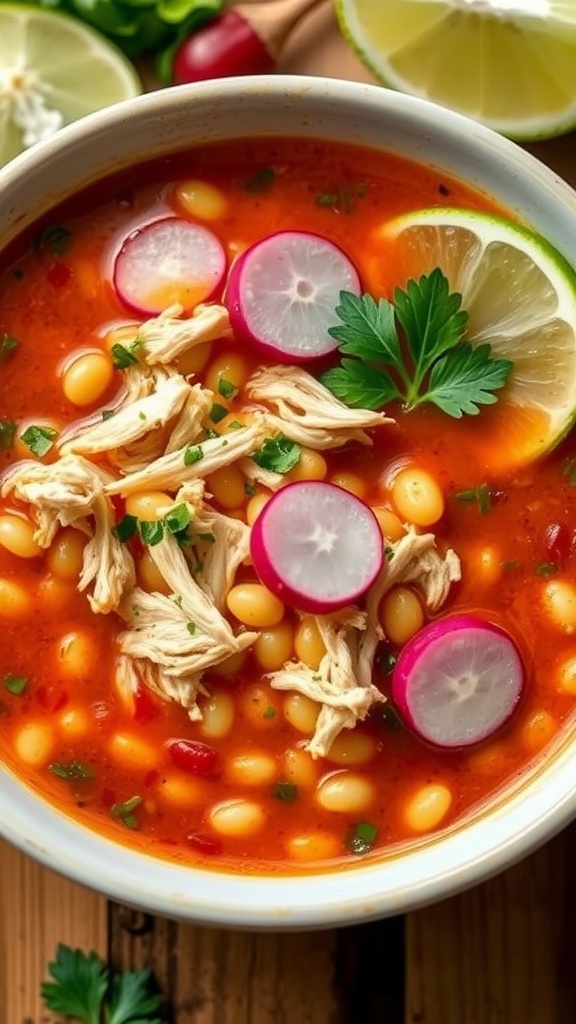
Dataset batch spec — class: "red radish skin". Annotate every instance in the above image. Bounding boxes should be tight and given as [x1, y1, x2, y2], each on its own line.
[173, 10, 275, 84]
[113, 217, 226, 316]
[226, 230, 361, 363]
[250, 480, 383, 613]
[391, 614, 524, 749]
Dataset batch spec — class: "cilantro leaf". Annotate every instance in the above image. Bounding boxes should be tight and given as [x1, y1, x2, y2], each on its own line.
[320, 360, 401, 410]
[139, 520, 165, 546]
[21, 423, 58, 457]
[395, 269, 468, 389]
[426, 342, 512, 417]
[252, 434, 301, 474]
[49, 759, 94, 780]
[107, 968, 163, 1024]
[41, 944, 107, 1024]
[0, 419, 16, 450]
[328, 291, 399, 364]
[321, 270, 513, 418]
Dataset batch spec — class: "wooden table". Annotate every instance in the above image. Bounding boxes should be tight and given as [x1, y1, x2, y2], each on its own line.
[2, 3, 576, 1021]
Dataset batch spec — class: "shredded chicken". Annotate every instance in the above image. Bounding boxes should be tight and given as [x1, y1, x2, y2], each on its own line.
[357, 529, 462, 688]
[268, 530, 461, 757]
[269, 607, 386, 758]
[1, 455, 135, 613]
[137, 302, 232, 365]
[187, 505, 251, 610]
[118, 534, 256, 717]
[247, 365, 393, 449]
[106, 413, 268, 496]
[59, 373, 192, 456]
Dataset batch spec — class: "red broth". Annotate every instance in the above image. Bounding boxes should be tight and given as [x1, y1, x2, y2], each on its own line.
[0, 137, 575, 873]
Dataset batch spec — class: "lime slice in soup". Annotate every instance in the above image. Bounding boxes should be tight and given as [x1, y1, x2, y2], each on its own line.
[378, 207, 576, 469]
[336, 0, 576, 140]
[0, 4, 142, 167]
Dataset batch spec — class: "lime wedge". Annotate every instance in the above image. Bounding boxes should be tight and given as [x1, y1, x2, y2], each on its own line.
[336, 0, 576, 139]
[0, 4, 142, 167]
[379, 207, 576, 468]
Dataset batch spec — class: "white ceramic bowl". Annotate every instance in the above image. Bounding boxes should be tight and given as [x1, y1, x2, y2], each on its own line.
[2, 76, 576, 930]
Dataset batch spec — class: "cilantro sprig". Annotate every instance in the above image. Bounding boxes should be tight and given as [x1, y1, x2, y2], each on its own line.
[320, 269, 513, 419]
[41, 944, 164, 1024]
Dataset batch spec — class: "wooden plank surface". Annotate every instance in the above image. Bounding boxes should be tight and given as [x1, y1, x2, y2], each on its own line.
[2, 3, 576, 1024]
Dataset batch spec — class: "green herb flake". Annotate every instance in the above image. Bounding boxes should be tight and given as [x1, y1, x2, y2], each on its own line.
[252, 434, 301, 474]
[345, 820, 378, 856]
[244, 480, 256, 497]
[164, 503, 192, 535]
[203, 427, 220, 440]
[0, 420, 16, 450]
[272, 781, 298, 802]
[316, 192, 339, 207]
[226, 419, 244, 430]
[536, 561, 557, 578]
[562, 456, 576, 486]
[101, 408, 116, 421]
[49, 760, 94, 781]
[139, 519, 165, 546]
[320, 270, 512, 418]
[21, 423, 58, 457]
[111, 340, 140, 370]
[183, 444, 204, 466]
[3, 673, 28, 696]
[218, 377, 238, 399]
[172, 594, 183, 608]
[263, 706, 276, 720]
[40, 943, 163, 1024]
[384, 545, 395, 561]
[244, 167, 276, 193]
[112, 514, 138, 544]
[455, 483, 492, 513]
[35, 224, 71, 255]
[111, 795, 143, 830]
[186, 621, 197, 636]
[210, 402, 229, 424]
[0, 333, 19, 361]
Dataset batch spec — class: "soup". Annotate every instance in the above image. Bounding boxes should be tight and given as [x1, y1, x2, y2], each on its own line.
[0, 136, 575, 873]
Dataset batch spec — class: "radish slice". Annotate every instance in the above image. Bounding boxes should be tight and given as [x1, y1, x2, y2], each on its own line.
[226, 230, 361, 363]
[391, 614, 525, 749]
[113, 217, 226, 315]
[249, 480, 383, 613]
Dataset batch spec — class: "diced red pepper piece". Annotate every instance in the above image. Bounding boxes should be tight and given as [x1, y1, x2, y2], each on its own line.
[36, 683, 67, 713]
[167, 738, 222, 778]
[544, 522, 572, 568]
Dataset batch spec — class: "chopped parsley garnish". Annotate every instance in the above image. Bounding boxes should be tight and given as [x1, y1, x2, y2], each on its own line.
[345, 820, 378, 856]
[210, 402, 229, 424]
[244, 167, 276, 193]
[0, 333, 19, 361]
[139, 520, 164, 546]
[49, 760, 94, 781]
[455, 483, 492, 514]
[272, 781, 298, 802]
[252, 434, 301, 474]
[111, 795, 142, 830]
[244, 480, 256, 497]
[110, 339, 141, 369]
[536, 561, 557, 577]
[0, 420, 16, 450]
[21, 423, 58, 457]
[186, 621, 197, 635]
[218, 377, 238, 399]
[112, 514, 138, 543]
[384, 545, 395, 561]
[41, 943, 163, 1024]
[183, 444, 204, 466]
[316, 182, 366, 213]
[164, 503, 192, 535]
[3, 673, 28, 695]
[226, 419, 244, 430]
[320, 269, 512, 418]
[263, 706, 276, 720]
[35, 224, 71, 255]
[101, 408, 116, 421]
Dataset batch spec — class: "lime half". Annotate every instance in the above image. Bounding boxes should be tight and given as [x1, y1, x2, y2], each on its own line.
[336, 0, 576, 140]
[379, 207, 576, 467]
[0, 4, 142, 167]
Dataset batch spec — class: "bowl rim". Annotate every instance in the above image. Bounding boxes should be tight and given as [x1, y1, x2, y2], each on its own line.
[2, 74, 576, 929]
